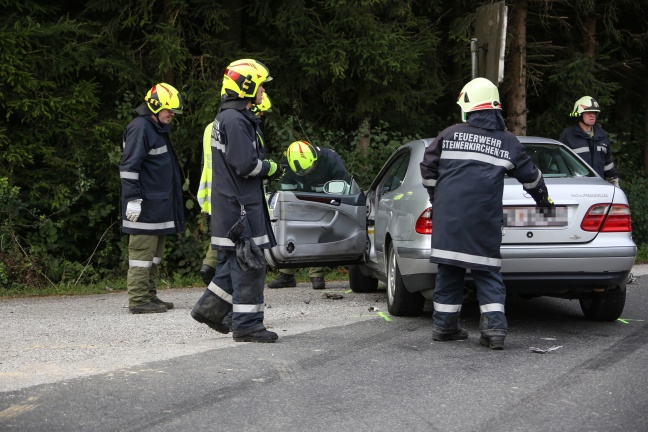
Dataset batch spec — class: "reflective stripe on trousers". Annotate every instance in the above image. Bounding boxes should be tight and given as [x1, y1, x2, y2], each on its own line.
[211, 250, 266, 337]
[127, 234, 166, 307]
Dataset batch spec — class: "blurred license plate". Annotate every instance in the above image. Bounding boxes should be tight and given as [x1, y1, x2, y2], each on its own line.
[503, 206, 568, 227]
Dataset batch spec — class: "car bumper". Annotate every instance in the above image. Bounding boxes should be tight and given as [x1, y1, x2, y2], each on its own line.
[395, 244, 637, 295]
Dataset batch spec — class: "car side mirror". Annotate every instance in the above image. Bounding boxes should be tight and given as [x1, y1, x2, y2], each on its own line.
[324, 180, 349, 194]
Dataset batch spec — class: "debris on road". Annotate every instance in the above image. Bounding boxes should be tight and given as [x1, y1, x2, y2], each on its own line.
[322, 293, 344, 300]
[529, 345, 563, 354]
[368, 306, 380, 312]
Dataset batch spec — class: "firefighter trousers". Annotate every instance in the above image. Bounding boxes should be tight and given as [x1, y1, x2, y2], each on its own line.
[433, 263, 507, 333]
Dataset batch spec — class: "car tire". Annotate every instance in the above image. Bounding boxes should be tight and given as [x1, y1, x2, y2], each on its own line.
[386, 246, 425, 317]
[579, 284, 626, 321]
[349, 265, 378, 293]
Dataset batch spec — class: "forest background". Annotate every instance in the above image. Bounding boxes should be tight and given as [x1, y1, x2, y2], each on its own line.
[2, 0, 648, 291]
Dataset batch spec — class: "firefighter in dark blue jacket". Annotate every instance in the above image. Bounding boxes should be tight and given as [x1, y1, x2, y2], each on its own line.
[191, 59, 281, 343]
[119, 83, 185, 314]
[267, 140, 352, 290]
[559, 96, 619, 186]
[420, 77, 553, 350]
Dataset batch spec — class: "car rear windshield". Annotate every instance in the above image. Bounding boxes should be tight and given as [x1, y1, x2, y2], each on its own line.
[522, 143, 595, 178]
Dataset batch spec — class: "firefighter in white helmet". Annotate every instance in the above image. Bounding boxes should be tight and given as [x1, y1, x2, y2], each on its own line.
[559, 96, 619, 186]
[420, 77, 553, 350]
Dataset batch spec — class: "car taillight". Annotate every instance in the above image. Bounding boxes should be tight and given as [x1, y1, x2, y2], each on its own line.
[581, 204, 632, 232]
[415, 207, 433, 234]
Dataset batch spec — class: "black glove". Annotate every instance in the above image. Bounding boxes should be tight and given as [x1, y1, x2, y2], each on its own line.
[535, 195, 554, 207]
[235, 238, 266, 271]
[525, 179, 554, 207]
[268, 164, 284, 182]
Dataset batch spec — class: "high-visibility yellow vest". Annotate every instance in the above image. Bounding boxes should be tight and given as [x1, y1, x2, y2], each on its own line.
[197, 122, 213, 214]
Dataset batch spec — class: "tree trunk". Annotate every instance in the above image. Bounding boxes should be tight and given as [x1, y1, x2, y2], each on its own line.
[505, 0, 527, 136]
[644, 94, 648, 174]
[220, 0, 243, 50]
[584, 11, 596, 59]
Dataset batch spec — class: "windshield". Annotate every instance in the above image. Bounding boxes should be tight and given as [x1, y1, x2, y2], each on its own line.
[523, 143, 595, 178]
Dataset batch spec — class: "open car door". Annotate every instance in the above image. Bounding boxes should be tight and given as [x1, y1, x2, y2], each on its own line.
[265, 178, 368, 269]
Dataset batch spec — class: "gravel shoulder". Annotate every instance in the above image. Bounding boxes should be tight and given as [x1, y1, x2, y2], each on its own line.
[0, 282, 387, 393]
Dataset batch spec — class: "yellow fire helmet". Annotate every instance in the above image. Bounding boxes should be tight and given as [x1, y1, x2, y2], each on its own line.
[286, 140, 318, 176]
[571, 96, 600, 117]
[144, 83, 184, 114]
[221, 59, 272, 99]
[456, 77, 501, 122]
[250, 93, 272, 116]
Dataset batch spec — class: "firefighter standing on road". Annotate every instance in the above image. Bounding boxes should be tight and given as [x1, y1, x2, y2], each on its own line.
[559, 96, 619, 186]
[119, 83, 185, 314]
[197, 93, 273, 285]
[420, 77, 553, 350]
[191, 59, 281, 343]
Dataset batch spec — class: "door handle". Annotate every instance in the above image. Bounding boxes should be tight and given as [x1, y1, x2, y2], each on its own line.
[321, 211, 339, 230]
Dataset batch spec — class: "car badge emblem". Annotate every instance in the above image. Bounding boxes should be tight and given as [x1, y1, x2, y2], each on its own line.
[570, 234, 581, 240]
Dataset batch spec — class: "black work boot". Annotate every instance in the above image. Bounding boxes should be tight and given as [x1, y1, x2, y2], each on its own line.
[479, 315, 507, 350]
[432, 324, 469, 341]
[480, 335, 506, 350]
[152, 297, 174, 310]
[233, 329, 278, 343]
[267, 273, 297, 288]
[129, 302, 167, 314]
[311, 277, 325, 290]
[199, 264, 215, 285]
[191, 290, 231, 334]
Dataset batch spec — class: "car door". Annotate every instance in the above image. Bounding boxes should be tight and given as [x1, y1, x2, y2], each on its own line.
[265, 178, 367, 269]
[372, 149, 412, 271]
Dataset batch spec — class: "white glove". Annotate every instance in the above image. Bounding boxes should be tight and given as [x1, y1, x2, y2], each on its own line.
[125, 199, 142, 222]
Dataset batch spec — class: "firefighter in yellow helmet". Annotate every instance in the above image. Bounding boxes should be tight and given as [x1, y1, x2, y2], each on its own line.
[267, 140, 352, 290]
[119, 83, 184, 314]
[191, 59, 281, 343]
[197, 92, 273, 285]
[559, 96, 619, 186]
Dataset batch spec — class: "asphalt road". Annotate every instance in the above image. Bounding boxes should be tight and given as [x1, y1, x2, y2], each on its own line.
[1, 265, 647, 431]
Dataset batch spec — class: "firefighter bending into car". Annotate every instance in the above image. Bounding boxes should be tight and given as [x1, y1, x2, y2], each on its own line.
[420, 77, 553, 350]
[191, 59, 282, 343]
[267, 140, 352, 290]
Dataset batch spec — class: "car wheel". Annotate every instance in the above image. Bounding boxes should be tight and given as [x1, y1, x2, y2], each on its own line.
[579, 284, 626, 321]
[348, 265, 378, 293]
[386, 246, 425, 317]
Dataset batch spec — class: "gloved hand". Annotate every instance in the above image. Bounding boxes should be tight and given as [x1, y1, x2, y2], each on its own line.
[535, 195, 554, 207]
[265, 159, 284, 181]
[606, 177, 620, 187]
[125, 199, 143, 222]
[235, 238, 266, 271]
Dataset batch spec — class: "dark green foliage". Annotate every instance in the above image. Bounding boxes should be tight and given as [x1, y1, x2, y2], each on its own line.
[1, 0, 648, 289]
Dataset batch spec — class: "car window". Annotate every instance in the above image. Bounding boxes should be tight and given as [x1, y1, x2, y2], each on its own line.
[523, 143, 594, 178]
[378, 151, 410, 195]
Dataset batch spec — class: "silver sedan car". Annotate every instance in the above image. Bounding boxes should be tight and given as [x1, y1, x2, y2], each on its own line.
[266, 137, 637, 321]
